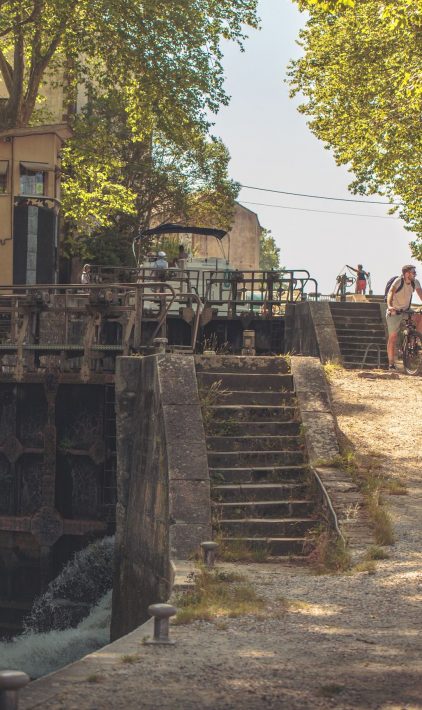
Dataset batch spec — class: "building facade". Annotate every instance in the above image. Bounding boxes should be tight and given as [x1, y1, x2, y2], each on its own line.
[0, 124, 71, 284]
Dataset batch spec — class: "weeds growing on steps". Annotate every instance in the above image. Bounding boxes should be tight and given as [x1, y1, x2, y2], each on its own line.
[198, 379, 229, 430]
[201, 334, 233, 354]
[206, 417, 239, 436]
[305, 527, 352, 573]
[173, 567, 265, 625]
[215, 536, 271, 563]
[335, 451, 396, 546]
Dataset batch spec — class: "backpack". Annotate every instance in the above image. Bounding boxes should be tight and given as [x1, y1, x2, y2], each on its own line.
[384, 276, 415, 303]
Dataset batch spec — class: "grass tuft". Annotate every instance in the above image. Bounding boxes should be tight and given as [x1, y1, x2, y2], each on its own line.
[307, 529, 351, 574]
[329, 449, 396, 546]
[216, 538, 271, 563]
[383, 478, 408, 496]
[365, 545, 390, 561]
[323, 359, 343, 380]
[277, 596, 311, 611]
[317, 683, 345, 697]
[120, 654, 139, 664]
[173, 567, 265, 625]
[352, 560, 377, 574]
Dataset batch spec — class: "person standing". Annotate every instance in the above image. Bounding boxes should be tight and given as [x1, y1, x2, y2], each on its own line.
[347, 264, 369, 294]
[386, 265, 422, 370]
[81, 264, 91, 284]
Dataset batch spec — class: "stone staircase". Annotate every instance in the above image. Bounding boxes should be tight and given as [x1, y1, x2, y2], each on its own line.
[329, 302, 388, 368]
[196, 356, 317, 560]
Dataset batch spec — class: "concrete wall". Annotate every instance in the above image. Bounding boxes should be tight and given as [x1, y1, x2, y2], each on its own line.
[111, 354, 211, 640]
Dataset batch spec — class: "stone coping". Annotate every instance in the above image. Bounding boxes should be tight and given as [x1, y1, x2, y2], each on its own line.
[291, 355, 373, 560]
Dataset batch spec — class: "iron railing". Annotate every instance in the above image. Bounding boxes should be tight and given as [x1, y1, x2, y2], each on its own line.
[0, 283, 202, 379]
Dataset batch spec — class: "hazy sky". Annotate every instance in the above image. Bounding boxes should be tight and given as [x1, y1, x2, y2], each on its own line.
[212, 0, 419, 299]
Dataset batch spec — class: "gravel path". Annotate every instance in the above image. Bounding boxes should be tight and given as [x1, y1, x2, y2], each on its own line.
[21, 369, 422, 710]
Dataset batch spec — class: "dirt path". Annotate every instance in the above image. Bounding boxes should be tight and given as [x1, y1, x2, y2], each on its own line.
[21, 370, 422, 710]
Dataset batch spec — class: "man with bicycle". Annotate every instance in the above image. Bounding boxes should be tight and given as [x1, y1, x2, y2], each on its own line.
[386, 265, 422, 370]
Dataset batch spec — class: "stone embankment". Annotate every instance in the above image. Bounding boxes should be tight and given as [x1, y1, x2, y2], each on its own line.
[20, 367, 422, 709]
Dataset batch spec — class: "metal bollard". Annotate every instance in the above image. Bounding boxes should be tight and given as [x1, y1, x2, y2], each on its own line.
[145, 603, 177, 645]
[200, 541, 219, 568]
[153, 337, 168, 354]
[0, 671, 30, 710]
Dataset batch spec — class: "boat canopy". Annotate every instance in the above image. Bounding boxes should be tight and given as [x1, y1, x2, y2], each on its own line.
[140, 223, 227, 240]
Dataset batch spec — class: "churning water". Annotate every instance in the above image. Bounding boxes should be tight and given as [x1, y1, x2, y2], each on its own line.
[0, 592, 111, 679]
[0, 536, 115, 679]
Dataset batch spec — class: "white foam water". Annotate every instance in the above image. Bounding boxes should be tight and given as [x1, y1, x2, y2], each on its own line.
[0, 591, 111, 679]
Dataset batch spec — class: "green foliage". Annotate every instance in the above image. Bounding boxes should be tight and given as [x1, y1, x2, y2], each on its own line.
[59, 98, 239, 256]
[289, 0, 422, 251]
[0, 0, 258, 246]
[259, 229, 281, 270]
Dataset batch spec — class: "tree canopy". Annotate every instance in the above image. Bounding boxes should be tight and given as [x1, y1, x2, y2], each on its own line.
[259, 229, 280, 271]
[0, 0, 258, 250]
[289, 0, 422, 258]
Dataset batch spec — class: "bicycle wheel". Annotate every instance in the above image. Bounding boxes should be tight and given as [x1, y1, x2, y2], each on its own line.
[403, 331, 422, 375]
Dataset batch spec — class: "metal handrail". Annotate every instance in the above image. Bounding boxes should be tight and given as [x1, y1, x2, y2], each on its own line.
[361, 342, 381, 369]
[0, 283, 203, 377]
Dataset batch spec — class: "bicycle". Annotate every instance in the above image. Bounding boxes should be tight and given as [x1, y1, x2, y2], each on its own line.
[399, 309, 422, 375]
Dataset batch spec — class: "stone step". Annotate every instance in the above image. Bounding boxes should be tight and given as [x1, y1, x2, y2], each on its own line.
[340, 348, 388, 362]
[337, 335, 386, 343]
[218, 517, 315, 537]
[330, 304, 382, 313]
[333, 315, 382, 327]
[208, 450, 305, 467]
[220, 391, 296, 406]
[206, 435, 303, 452]
[344, 361, 388, 370]
[197, 372, 294, 392]
[212, 482, 309, 501]
[334, 324, 385, 338]
[207, 421, 300, 436]
[195, 355, 290, 374]
[209, 465, 309, 484]
[341, 350, 388, 362]
[218, 536, 308, 556]
[208, 405, 298, 422]
[339, 343, 388, 352]
[214, 500, 314, 518]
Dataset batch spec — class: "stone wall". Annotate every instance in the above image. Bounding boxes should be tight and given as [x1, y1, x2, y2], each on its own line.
[111, 354, 211, 640]
[285, 302, 342, 363]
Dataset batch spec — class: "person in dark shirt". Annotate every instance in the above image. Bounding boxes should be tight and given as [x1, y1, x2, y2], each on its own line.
[348, 264, 369, 294]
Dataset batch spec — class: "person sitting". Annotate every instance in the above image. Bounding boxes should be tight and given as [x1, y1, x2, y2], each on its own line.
[386, 264, 422, 370]
[152, 251, 168, 270]
[151, 251, 168, 285]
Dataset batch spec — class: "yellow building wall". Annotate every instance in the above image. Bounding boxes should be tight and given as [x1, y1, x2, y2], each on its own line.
[0, 138, 13, 283]
[0, 127, 69, 284]
[192, 203, 261, 271]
